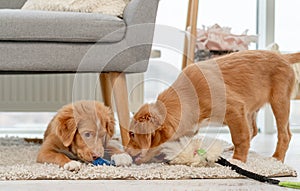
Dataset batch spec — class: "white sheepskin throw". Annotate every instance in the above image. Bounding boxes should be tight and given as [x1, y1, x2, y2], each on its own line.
[162, 136, 225, 167]
[22, 0, 130, 17]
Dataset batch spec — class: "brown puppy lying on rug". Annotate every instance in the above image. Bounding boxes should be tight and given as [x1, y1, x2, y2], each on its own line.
[126, 50, 300, 164]
[37, 100, 132, 171]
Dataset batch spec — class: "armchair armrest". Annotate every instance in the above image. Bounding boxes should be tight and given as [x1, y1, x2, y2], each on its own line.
[0, 0, 27, 9]
[123, 0, 160, 26]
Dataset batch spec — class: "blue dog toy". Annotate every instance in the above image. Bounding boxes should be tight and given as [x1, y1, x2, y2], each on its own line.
[92, 158, 115, 166]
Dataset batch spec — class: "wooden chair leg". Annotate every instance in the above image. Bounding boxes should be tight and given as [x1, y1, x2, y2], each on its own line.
[187, 0, 199, 67]
[109, 72, 130, 147]
[182, 0, 199, 70]
[99, 73, 113, 107]
[182, 0, 193, 70]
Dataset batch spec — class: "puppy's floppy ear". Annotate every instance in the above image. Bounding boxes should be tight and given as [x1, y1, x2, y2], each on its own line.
[104, 109, 115, 138]
[55, 105, 78, 147]
[137, 112, 162, 126]
[151, 101, 167, 127]
[137, 112, 151, 122]
[96, 103, 115, 138]
[132, 102, 167, 135]
[137, 101, 166, 126]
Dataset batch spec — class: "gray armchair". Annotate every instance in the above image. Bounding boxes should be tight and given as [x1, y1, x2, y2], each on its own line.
[0, 0, 160, 146]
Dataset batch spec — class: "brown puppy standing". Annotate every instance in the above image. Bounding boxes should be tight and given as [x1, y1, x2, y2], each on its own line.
[126, 50, 300, 164]
[37, 100, 132, 171]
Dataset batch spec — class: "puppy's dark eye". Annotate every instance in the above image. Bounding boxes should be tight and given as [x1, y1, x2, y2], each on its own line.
[84, 132, 91, 138]
[129, 131, 134, 138]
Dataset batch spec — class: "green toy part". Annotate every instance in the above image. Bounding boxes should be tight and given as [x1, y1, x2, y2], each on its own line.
[279, 181, 300, 189]
[196, 149, 206, 156]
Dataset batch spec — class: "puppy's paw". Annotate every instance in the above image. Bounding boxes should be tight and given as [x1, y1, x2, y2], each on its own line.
[111, 153, 133, 167]
[63, 160, 82, 171]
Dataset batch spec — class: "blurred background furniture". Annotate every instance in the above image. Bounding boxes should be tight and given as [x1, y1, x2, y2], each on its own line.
[0, 0, 160, 146]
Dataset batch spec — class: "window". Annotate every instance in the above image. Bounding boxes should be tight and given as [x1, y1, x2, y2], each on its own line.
[198, 0, 257, 36]
[275, 0, 300, 51]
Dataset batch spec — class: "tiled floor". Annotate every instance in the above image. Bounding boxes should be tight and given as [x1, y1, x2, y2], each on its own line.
[1, 133, 299, 191]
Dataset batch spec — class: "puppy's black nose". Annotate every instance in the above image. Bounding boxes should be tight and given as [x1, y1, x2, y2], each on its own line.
[92, 152, 102, 160]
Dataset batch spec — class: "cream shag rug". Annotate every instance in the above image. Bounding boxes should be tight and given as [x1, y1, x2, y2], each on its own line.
[0, 137, 297, 181]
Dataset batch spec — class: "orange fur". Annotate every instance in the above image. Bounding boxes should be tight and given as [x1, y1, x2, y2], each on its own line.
[126, 50, 300, 164]
[37, 100, 122, 168]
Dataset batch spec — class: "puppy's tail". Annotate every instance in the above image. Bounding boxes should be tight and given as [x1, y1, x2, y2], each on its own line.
[282, 52, 300, 64]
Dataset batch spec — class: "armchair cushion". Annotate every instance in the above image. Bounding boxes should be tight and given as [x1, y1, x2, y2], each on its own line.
[0, 9, 126, 42]
[0, 0, 27, 9]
